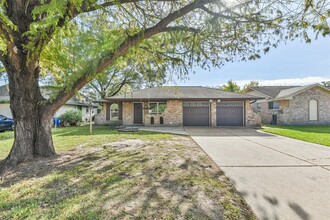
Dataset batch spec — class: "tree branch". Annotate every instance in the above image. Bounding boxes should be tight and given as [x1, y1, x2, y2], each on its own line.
[108, 77, 129, 97]
[162, 26, 201, 33]
[45, 0, 212, 114]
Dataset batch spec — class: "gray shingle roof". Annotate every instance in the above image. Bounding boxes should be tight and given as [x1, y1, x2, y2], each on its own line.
[275, 85, 310, 99]
[250, 86, 298, 98]
[105, 86, 261, 101]
[275, 84, 330, 99]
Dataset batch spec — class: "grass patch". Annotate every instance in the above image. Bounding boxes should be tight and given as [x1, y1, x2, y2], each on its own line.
[0, 126, 171, 160]
[0, 126, 255, 219]
[262, 125, 330, 146]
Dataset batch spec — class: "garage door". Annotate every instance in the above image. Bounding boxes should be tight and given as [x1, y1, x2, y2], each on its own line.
[217, 101, 244, 126]
[183, 101, 209, 126]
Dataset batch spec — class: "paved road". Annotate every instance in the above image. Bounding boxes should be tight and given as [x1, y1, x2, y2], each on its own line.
[185, 127, 330, 220]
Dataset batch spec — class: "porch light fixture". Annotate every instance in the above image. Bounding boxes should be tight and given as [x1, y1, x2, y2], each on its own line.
[217, 99, 221, 102]
[209, 99, 212, 102]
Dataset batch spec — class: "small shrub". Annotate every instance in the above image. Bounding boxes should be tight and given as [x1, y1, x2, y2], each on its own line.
[59, 110, 82, 126]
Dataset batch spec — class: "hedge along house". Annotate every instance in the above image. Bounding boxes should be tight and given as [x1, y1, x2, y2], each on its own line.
[244, 84, 330, 125]
[94, 86, 262, 127]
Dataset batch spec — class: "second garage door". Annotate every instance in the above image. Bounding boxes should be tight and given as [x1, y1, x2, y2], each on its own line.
[217, 101, 244, 126]
[183, 101, 209, 126]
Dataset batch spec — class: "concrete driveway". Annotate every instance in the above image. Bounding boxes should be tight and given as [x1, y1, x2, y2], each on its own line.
[185, 127, 330, 220]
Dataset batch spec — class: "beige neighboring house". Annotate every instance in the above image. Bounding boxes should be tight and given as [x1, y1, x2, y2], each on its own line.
[0, 85, 98, 121]
[94, 86, 262, 127]
[244, 84, 330, 125]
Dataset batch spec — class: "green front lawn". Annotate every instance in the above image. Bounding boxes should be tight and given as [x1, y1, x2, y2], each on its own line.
[0, 126, 171, 160]
[0, 126, 255, 219]
[262, 125, 330, 147]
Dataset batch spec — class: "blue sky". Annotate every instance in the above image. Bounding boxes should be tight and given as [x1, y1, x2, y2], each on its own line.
[1, 35, 329, 88]
[170, 36, 330, 87]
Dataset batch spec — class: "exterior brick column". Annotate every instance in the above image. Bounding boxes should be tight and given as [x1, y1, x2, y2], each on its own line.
[211, 100, 217, 127]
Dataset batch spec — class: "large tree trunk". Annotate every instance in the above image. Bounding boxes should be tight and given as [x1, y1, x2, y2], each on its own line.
[4, 64, 56, 167]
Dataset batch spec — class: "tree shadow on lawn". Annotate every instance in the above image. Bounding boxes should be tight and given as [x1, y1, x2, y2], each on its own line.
[0, 140, 254, 219]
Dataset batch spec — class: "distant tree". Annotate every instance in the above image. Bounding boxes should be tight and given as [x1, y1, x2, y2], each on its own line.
[82, 66, 166, 100]
[242, 81, 260, 93]
[79, 68, 134, 100]
[219, 80, 241, 93]
[321, 81, 330, 87]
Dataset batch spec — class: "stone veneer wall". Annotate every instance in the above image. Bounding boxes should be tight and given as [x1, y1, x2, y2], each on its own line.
[277, 87, 330, 125]
[245, 100, 261, 127]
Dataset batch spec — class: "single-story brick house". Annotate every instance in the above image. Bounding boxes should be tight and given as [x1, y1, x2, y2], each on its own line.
[0, 84, 98, 121]
[94, 86, 262, 127]
[244, 84, 330, 125]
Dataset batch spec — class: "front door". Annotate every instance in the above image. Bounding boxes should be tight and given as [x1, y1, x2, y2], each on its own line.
[134, 103, 143, 124]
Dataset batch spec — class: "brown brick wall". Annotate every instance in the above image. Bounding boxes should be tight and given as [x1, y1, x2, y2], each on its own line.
[122, 100, 183, 126]
[94, 103, 122, 126]
[144, 100, 183, 126]
[122, 102, 134, 125]
[277, 87, 330, 125]
[211, 100, 217, 127]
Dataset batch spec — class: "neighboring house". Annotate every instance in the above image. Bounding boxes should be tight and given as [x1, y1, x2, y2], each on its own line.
[244, 84, 330, 125]
[0, 85, 98, 121]
[94, 86, 262, 127]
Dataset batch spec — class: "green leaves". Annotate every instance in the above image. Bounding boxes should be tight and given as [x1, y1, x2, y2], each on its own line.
[12, 0, 328, 102]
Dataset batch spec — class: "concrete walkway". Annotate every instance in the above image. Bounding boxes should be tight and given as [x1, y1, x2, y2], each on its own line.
[185, 127, 330, 220]
[139, 126, 188, 135]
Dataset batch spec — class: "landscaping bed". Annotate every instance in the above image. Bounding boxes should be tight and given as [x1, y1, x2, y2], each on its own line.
[262, 125, 330, 147]
[0, 126, 255, 219]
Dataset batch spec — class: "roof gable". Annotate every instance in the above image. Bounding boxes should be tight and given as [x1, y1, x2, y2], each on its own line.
[248, 86, 298, 98]
[275, 84, 330, 99]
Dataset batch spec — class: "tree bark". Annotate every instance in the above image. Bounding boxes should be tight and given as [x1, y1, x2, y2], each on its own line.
[4, 63, 55, 167]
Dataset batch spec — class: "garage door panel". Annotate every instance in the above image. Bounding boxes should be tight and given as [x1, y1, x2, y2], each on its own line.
[183, 101, 209, 126]
[217, 101, 244, 126]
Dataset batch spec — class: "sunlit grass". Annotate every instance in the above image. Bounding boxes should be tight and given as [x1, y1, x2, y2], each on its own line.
[0, 125, 172, 160]
[262, 125, 330, 146]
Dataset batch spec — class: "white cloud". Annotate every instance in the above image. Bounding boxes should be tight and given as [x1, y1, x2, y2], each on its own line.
[234, 76, 330, 87]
